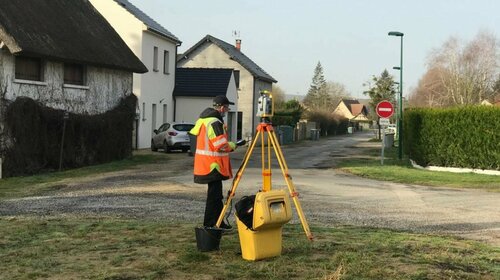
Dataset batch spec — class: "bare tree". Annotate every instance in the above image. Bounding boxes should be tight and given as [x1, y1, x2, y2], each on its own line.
[424, 30, 499, 106]
[408, 67, 448, 107]
[493, 74, 500, 101]
[271, 84, 286, 107]
[326, 81, 351, 106]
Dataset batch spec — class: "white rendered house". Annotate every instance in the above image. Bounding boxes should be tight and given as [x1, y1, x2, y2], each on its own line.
[90, 0, 181, 149]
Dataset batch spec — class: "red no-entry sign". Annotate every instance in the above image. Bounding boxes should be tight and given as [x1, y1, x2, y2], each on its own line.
[376, 101, 394, 118]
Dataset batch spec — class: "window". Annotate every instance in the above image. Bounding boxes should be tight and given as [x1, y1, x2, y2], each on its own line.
[237, 111, 243, 139]
[233, 70, 240, 89]
[142, 102, 146, 121]
[15, 56, 42, 81]
[64, 63, 85, 85]
[163, 104, 168, 123]
[163, 50, 169, 74]
[153, 46, 158, 71]
[152, 104, 157, 133]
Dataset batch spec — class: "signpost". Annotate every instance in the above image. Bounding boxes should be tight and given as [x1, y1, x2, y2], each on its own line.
[376, 101, 394, 165]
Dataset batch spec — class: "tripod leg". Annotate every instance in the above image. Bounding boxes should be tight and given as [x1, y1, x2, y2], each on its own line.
[268, 130, 314, 240]
[215, 130, 261, 227]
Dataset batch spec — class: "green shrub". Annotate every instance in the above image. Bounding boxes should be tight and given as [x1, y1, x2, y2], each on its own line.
[272, 100, 303, 127]
[404, 106, 500, 170]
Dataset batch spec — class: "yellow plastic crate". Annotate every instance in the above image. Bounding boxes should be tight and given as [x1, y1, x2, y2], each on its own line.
[235, 190, 292, 261]
[236, 215, 284, 261]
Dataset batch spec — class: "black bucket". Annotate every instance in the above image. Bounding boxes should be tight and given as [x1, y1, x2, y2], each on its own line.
[195, 226, 223, 252]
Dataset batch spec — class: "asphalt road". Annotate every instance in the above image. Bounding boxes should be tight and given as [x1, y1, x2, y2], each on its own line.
[1, 131, 499, 246]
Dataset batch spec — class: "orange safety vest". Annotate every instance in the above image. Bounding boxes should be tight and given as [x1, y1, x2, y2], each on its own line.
[190, 117, 236, 184]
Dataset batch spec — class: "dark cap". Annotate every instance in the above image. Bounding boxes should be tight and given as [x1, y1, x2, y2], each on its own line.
[213, 95, 235, 106]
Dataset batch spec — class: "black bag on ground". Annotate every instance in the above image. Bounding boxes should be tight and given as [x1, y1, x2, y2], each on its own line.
[235, 195, 256, 229]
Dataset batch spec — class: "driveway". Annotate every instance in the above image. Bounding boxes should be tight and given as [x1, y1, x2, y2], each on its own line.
[0, 131, 499, 246]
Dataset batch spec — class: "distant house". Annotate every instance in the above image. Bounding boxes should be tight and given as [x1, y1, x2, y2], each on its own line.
[0, 0, 146, 114]
[333, 99, 370, 129]
[90, 0, 182, 149]
[173, 68, 238, 140]
[177, 35, 277, 140]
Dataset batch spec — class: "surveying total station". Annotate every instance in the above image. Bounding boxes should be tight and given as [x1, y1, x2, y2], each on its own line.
[216, 90, 313, 260]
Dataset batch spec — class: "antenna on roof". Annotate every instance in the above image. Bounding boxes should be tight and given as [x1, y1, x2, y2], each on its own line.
[232, 30, 240, 39]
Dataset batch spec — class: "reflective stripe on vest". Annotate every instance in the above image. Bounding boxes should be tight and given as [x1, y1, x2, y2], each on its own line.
[195, 150, 229, 157]
[212, 137, 227, 147]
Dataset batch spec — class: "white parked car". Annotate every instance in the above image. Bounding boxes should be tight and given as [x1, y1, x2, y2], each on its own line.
[151, 122, 195, 153]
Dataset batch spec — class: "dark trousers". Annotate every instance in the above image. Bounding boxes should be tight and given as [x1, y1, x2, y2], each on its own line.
[204, 180, 223, 227]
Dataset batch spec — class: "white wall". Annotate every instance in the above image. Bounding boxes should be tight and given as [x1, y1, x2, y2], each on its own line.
[139, 31, 177, 147]
[175, 97, 210, 124]
[90, 0, 178, 149]
[0, 48, 132, 114]
[175, 73, 239, 140]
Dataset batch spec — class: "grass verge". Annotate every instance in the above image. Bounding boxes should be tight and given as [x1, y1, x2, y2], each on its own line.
[0, 217, 498, 280]
[336, 145, 500, 192]
[0, 154, 170, 199]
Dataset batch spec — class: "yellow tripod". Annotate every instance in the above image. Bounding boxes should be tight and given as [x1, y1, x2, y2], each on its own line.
[216, 119, 314, 241]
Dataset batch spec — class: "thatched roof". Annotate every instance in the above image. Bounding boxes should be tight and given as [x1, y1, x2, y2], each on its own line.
[0, 0, 147, 73]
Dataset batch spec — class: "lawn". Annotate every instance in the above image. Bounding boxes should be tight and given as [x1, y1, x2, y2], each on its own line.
[336, 144, 500, 192]
[0, 154, 171, 199]
[0, 217, 498, 280]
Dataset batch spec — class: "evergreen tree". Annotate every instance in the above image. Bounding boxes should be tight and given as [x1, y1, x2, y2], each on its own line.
[304, 61, 332, 110]
[363, 69, 397, 115]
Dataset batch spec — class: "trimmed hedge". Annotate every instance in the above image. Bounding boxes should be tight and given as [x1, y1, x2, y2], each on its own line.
[403, 106, 500, 170]
[2, 94, 137, 177]
[305, 110, 348, 136]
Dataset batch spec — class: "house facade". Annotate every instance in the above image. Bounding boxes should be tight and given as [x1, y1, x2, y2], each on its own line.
[0, 0, 147, 176]
[177, 35, 276, 140]
[0, 0, 146, 114]
[90, 0, 181, 149]
[333, 99, 370, 130]
[173, 68, 238, 140]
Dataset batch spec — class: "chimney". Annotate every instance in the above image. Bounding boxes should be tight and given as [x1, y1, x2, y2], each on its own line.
[235, 39, 241, 51]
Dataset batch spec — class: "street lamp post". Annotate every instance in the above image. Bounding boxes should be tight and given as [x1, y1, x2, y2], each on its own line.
[388, 31, 404, 160]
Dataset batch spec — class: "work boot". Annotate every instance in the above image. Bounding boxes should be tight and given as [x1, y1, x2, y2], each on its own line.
[220, 222, 233, 230]
[219, 222, 235, 235]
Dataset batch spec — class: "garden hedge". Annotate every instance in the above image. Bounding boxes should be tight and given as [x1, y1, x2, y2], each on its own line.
[2, 94, 137, 177]
[403, 106, 499, 170]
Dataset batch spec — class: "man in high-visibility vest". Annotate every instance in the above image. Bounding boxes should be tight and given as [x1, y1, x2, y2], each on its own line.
[190, 95, 237, 229]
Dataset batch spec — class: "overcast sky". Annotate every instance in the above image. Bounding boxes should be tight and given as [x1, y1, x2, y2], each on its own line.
[128, 0, 499, 98]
